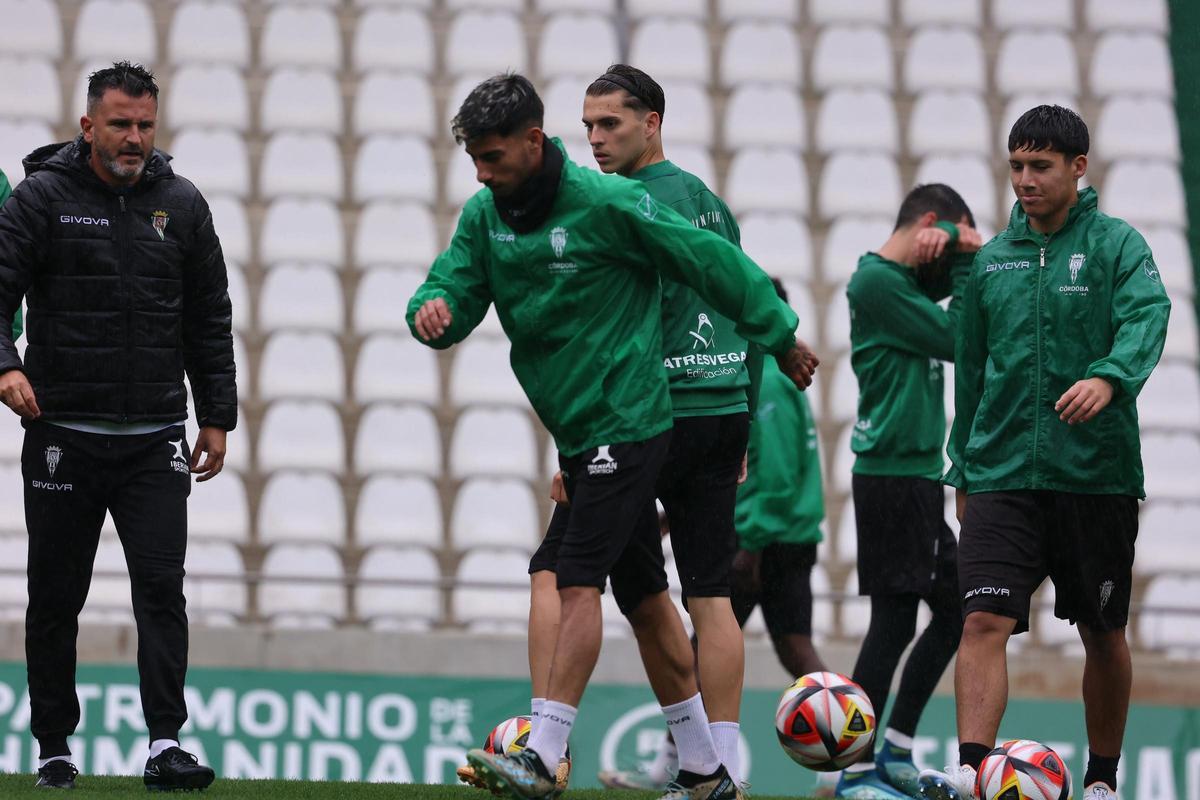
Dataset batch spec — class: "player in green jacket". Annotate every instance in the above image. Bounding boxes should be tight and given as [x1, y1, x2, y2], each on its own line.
[0, 169, 24, 341]
[841, 185, 982, 800]
[919, 107, 1171, 800]
[411, 75, 818, 800]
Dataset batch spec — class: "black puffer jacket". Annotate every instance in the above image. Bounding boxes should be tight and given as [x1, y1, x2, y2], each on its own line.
[0, 136, 237, 430]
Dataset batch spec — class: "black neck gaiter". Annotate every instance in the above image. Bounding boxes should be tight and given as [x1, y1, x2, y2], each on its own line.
[492, 136, 564, 234]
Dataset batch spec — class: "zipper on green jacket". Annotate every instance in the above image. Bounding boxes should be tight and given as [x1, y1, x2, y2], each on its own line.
[1032, 234, 1051, 484]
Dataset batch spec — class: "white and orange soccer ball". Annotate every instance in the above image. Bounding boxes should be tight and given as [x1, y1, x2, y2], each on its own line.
[977, 740, 1072, 800]
[774, 671, 876, 771]
[483, 715, 533, 756]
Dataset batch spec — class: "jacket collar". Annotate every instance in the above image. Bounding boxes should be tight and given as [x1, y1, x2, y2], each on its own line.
[22, 134, 174, 192]
[1001, 186, 1098, 242]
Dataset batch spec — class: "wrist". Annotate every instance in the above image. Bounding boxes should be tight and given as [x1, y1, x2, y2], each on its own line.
[933, 220, 960, 247]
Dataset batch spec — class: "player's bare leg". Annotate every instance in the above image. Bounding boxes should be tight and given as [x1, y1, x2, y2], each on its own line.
[627, 591, 700, 704]
[528, 570, 560, 700]
[1077, 624, 1130, 797]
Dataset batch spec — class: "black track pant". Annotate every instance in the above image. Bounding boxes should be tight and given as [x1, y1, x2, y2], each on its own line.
[22, 421, 192, 757]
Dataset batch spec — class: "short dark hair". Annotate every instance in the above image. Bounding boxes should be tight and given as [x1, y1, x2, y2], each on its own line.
[87, 61, 158, 113]
[894, 183, 975, 231]
[586, 64, 666, 118]
[451, 73, 544, 145]
[1007, 104, 1089, 159]
[770, 277, 789, 303]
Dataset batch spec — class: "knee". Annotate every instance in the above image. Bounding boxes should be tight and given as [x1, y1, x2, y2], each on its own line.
[961, 611, 1014, 646]
[558, 585, 600, 611]
[1078, 625, 1127, 657]
[625, 591, 675, 632]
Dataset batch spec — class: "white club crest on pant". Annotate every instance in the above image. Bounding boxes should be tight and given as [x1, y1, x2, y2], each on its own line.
[45, 445, 62, 478]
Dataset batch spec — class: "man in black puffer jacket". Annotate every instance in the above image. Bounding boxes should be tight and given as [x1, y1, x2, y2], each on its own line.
[0, 62, 234, 792]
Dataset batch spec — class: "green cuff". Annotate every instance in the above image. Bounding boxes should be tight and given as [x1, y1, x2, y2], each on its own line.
[934, 220, 960, 247]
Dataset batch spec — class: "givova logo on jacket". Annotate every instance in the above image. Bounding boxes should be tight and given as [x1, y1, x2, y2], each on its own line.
[1060, 253, 1089, 295]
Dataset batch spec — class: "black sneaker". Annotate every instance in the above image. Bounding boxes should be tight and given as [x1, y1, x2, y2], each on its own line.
[143, 747, 215, 792]
[34, 759, 78, 789]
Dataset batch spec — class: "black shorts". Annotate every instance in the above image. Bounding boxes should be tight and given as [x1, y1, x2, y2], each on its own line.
[958, 490, 1139, 634]
[852, 474, 958, 596]
[527, 431, 671, 611]
[731, 542, 818, 638]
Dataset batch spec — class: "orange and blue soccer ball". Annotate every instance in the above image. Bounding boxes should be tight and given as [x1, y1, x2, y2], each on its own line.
[977, 740, 1072, 800]
[775, 671, 877, 771]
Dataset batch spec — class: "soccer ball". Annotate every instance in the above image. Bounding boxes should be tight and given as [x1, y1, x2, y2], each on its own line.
[775, 671, 876, 771]
[977, 740, 1071, 800]
[484, 715, 532, 755]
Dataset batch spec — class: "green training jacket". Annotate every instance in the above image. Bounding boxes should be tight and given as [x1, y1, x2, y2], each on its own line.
[945, 187, 1171, 497]
[847, 249, 970, 479]
[631, 160, 757, 418]
[735, 359, 824, 551]
[406, 140, 798, 458]
[0, 169, 22, 342]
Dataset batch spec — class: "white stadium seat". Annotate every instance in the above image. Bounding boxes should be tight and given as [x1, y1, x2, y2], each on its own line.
[0, 466, 24, 534]
[0, 121, 53, 190]
[0, 57, 60, 125]
[808, 0, 888, 25]
[815, 89, 898, 154]
[258, 332, 347, 403]
[167, 1, 250, 67]
[822, 216, 894, 284]
[74, 0, 156, 65]
[356, 0, 434, 5]
[1102, 161, 1186, 228]
[717, 0, 797, 22]
[824, 282, 853, 354]
[259, 471, 346, 544]
[1136, 502, 1200, 573]
[184, 541, 246, 625]
[1095, 97, 1180, 162]
[829, 359, 859, 426]
[903, 27, 986, 93]
[1141, 226, 1193, 294]
[739, 214, 814, 280]
[82, 534, 133, 624]
[991, 0, 1073, 30]
[453, 549, 531, 630]
[995, 32, 1079, 95]
[447, 0, 521, 8]
[834, 498, 858, 562]
[168, 130, 250, 198]
[725, 148, 809, 216]
[539, 14, 618, 79]
[447, 150, 485, 207]
[445, 11, 527, 76]
[812, 26, 894, 91]
[540, 76, 591, 161]
[1090, 33, 1174, 98]
[723, 85, 805, 149]
[353, 9, 435, 73]
[536, 0, 615, 11]
[356, 547, 442, 630]
[1086, 0, 1169, 33]
[668, 145, 716, 190]
[259, 544, 347, 626]
[629, 18, 710, 84]
[900, 0, 980, 26]
[261, 6, 341, 69]
[819, 153, 902, 219]
[258, 401, 346, 474]
[1142, 433, 1200, 502]
[189, 473, 251, 543]
[225, 261, 249, 329]
[449, 339, 526, 407]
[258, 264, 344, 334]
[625, 0, 704, 18]
[908, 91, 991, 157]
[260, 69, 343, 134]
[354, 403, 442, 477]
[166, 66, 250, 130]
[355, 202, 439, 269]
[1163, 301, 1199, 363]
[355, 334, 441, 406]
[260, 199, 345, 266]
[356, 475, 443, 549]
[354, 73, 436, 138]
[353, 136, 437, 204]
[260, 133, 343, 200]
[207, 196, 251, 264]
[914, 155, 997, 227]
[450, 408, 539, 480]
[0, 419, 23, 464]
[450, 478, 540, 552]
[0, 0, 62, 58]
[1141, 576, 1200, 654]
[719, 22, 802, 87]
[781, 280, 819, 352]
[353, 268, 427, 334]
[658, 82, 713, 147]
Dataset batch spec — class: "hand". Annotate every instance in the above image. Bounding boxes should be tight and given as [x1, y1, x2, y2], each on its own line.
[1054, 377, 1113, 425]
[956, 224, 984, 253]
[912, 226, 953, 264]
[549, 470, 569, 505]
[0, 370, 40, 419]
[737, 451, 748, 485]
[956, 488, 966, 523]
[776, 338, 820, 390]
[413, 298, 453, 341]
[190, 426, 227, 482]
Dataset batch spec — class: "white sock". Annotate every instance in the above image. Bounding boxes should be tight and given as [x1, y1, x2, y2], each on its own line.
[526, 700, 575, 770]
[530, 697, 546, 737]
[647, 733, 679, 783]
[662, 694, 720, 777]
[884, 728, 914, 750]
[38, 755, 71, 768]
[710, 721, 742, 784]
[149, 739, 179, 759]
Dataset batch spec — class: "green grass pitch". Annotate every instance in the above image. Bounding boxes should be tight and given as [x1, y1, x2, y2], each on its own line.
[0, 774, 812, 798]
